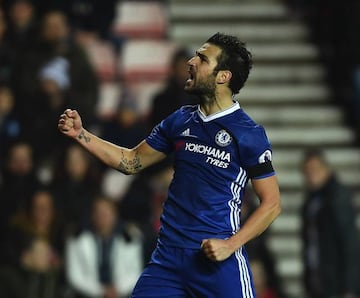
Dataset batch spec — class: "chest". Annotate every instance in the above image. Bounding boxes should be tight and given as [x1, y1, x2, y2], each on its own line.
[172, 119, 240, 173]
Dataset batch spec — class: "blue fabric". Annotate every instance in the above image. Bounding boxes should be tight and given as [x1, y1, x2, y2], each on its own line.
[132, 244, 255, 298]
[146, 104, 275, 249]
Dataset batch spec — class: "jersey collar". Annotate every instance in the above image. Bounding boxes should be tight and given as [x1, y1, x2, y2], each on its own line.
[197, 101, 240, 122]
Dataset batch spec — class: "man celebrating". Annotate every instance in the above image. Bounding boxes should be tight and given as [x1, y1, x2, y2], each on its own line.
[58, 33, 281, 297]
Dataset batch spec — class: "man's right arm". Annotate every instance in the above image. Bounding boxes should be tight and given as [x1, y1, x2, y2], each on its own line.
[58, 109, 166, 174]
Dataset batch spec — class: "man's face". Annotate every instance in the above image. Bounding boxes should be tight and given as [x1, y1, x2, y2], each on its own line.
[92, 200, 117, 235]
[185, 43, 222, 101]
[42, 12, 69, 43]
[302, 157, 330, 190]
[8, 144, 33, 175]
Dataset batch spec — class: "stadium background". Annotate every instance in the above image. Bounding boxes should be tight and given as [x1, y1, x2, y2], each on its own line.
[0, 0, 359, 297]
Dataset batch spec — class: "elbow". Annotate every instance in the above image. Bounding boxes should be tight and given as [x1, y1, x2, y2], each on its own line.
[115, 162, 142, 175]
[272, 199, 282, 219]
[117, 168, 132, 175]
[116, 168, 137, 175]
[264, 195, 281, 220]
[275, 202, 282, 218]
[115, 150, 143, 175]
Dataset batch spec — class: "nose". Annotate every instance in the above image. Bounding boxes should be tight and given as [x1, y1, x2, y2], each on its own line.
[187, 56, 196, 66]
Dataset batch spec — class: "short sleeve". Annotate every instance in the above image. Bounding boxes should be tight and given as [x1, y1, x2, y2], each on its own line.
[146, 116, 174, 155]
[241, 126, 275, 179]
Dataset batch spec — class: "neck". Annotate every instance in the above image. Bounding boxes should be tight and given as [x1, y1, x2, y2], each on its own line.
[98, 228, 113, 239]
[35, 224, 49, 236]
[200, 92, 234, 116]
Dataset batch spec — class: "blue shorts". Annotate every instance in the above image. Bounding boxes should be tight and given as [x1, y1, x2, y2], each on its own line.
[131, 244, 256, 298]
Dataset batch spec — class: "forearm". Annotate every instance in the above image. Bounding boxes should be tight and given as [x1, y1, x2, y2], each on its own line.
[228, 200, 281, 251]
[75, 129, 141, 174]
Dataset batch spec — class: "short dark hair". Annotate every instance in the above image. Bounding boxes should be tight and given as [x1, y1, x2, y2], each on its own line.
[207, 32, 252, 95]
[302, 148, 329, 167]
[92, 196, 117, 214]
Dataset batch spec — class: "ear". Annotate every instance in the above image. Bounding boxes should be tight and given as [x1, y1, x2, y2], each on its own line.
[216, 70, 232, 84]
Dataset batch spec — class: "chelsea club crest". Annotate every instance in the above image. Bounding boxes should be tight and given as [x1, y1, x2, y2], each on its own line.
[215, 130, 232, 147]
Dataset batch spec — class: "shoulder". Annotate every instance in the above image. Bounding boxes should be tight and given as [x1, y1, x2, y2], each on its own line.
[116, 224, 143, 246]
[328, 177, 352, 203]
[231, 110, 268, 143]
[223, 108, 264, 133]
[158, 105, 197, 129]
[72, 230, 95, 246]
[175, 105, 197, 118]
[159, 105, 196, 121]
[239, 109, 264, 132]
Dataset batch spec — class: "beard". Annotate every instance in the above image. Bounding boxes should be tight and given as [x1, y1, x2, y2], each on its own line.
[185, 73, 217, 105]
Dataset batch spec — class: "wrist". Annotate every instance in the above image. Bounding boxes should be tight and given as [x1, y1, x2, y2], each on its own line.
[75, 128, 84, 139]
[226, 236, 241, 253]
[76, 129, 91, 143]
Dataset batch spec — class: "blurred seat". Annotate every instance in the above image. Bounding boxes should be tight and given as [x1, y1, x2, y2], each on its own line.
[96, 83, 122, 119]
[112, 1, 168, 39]
[119, 39, 177, 82]
[117, 39, 177, 116]
[125, 80, 165, 116]
[84, 40, 117, 82]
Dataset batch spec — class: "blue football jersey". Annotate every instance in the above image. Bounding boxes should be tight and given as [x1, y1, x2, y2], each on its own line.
[146, 102, 275, 249]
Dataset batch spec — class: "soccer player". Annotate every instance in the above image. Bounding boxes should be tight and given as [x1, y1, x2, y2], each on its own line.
[58, 33, 281, 297]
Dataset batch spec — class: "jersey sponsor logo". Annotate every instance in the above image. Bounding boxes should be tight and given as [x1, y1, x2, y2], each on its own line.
[215, 130, 232, 147]
[184, 142, 231, 168]
[258, 150, 272, 163]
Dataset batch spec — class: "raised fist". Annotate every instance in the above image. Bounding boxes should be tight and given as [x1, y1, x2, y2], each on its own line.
[58, 109, 83, 139]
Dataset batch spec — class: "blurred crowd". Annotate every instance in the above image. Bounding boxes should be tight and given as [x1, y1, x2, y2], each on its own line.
[1, 0, 358, 297]
[0, 0, 284, 297]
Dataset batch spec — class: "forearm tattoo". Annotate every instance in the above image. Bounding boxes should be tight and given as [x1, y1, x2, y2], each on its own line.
[78, 130, 91, 143]
[117, 149, 142, 174]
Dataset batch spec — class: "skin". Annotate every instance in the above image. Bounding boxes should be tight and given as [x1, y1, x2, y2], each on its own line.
[302, 157, 332, 191]
[31, 191, 54, 235]
[92, 199, 117, 238]
[7, 143, 33, 175]
[58, 42, 281, 262]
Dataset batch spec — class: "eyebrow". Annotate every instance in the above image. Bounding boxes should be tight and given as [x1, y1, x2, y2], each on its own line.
[196, 51, 209, 63]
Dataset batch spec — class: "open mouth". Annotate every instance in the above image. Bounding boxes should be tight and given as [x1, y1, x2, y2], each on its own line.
[186, 70, 194, 84]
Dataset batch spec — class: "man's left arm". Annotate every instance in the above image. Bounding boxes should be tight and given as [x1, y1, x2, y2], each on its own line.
[201, 175, 281, 261]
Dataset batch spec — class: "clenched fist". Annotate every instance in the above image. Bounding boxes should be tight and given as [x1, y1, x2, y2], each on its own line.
[201, 238, 235, 262]
[58, 109, 83, 139]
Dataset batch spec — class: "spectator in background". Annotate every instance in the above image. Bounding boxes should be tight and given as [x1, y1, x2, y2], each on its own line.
[4, 189, 65, 266]
[150, 47, 197, 127]
[0, 9, 15, 84]
[63, 0, 118, 39]
[301, 149, 360, 298]
[51, 144, 101, 232]
[14, 10, 98, 124]
[0, 85, 21, 163]
[0, 142, 40, 239]
[101, 95, 148, 149]
[20, 56, 71, 162]
[66, 196, 142, 298]
[4, 0, 37, 52]
[40, 10, 98, 123]
[0, 237, 63, 298]
[250, 259, 278, 298]
[120, 159, 174, 263]
[99, 95, 148, 204]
